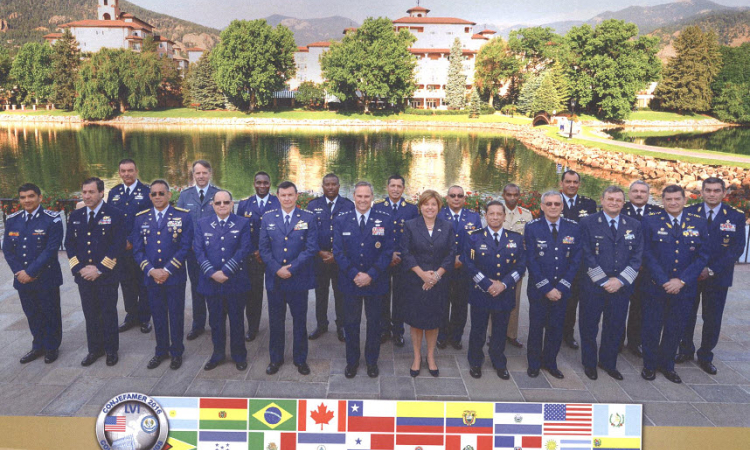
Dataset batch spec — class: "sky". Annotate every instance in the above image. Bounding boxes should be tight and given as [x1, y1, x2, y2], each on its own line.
[126, 0, 750, 29]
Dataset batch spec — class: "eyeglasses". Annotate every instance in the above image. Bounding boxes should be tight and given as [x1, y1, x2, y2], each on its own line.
[214, 201, 232, 206]
[448, 194, 465, 198]
[544, 202, 562, 207]
[150, 191, 167, 197]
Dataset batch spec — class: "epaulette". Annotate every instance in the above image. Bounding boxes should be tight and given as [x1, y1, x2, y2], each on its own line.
[374, 199, 386, 204]
[43, 209, 61, 217]
[687, 212, 702, 218]
[136, 209, 150, 216]
[528, 217, 542, 224]
[264, 208, 279, 215]
[561, 217, 576, 223]
[469, 228, 484, 235]
[301, 208, 313, 214]
[729, 205, 743, 214]
[648, 211, 661, 216]
[7, 210, 23, 219]
[241, 196, 252, 201]
[372, 209, 389, 215]
[404, 199, 417, 205]
[338, 210, 354, 217]
[173, 207, 189, 213]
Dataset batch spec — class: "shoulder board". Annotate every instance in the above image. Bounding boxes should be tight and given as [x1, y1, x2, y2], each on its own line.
[507, 229, 522, 237]
[469, 228, 484, 235]
[301, 208, 314, 214]
[373, 209, 389, 216]
[518, 206, 528, 213]
[528, 217, 542, 224]
[648, 211, 661, 216]
[561, 217, 576, 223]
[264, 209, 279, 215]
[136, 209, 150, 216]
[687, 212, 702, 218]
[7, 210, 23, 219]
[404, 199, 417, 205]
[173, 207, 190, 213]
[580, 195, 592, 201]
[374, 199, 386, 204]
[338, 209, 354, 216]
[43, 209, 61, 217]
[729, 205, 743, 214]
[241, 196, 252, 202]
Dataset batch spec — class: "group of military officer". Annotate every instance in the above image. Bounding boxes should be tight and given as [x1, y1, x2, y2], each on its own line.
[3, 160, 745, 384]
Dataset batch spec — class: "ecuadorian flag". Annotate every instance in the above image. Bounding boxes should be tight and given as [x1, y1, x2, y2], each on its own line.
[445, 402, 494, 434]
[199, 398, 248, 430]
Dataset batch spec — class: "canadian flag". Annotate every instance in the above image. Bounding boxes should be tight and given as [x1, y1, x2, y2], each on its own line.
[298, 400, 347, 432]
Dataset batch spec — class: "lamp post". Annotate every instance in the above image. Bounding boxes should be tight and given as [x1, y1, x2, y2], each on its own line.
[569, 98, 576, 139]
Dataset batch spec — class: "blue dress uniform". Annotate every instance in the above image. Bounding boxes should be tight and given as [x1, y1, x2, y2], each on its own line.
[438, 207, 481, 345]
[679, 203, 746, 365]
[579, 212, 643, 372]
[65, 202, 126, 356]
[371, 197, 418, 340]
[463, 227, 526, 370]
[524, 217, 582, 372]
[333, 209, 394, 368]
[259, 207, 319, 366]
[236, 194, 279, 339]
[2, 208, 64, 356]
[641, 210, 710, 373]
[561, 194, 598, 344]
[131, 206, 194, 360]
[193, 213, 253, 364]
[177, 184, 220, 334]
[308, 195, 355, 333]
[107, 181, 153, 327]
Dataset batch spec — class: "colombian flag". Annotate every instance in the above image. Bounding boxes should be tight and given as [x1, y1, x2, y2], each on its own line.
[395, 401, 444, 434]
[445, 402, 493, 434]
[198, 398, 248, 430]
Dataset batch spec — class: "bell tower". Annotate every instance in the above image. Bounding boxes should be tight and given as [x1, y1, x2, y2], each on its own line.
[98, 0, 121, 21]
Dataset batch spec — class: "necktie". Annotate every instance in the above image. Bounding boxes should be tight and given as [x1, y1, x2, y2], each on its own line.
[199, 189, 205, 203]
[568, 198, 574, 209]
[157, 211, 163, 227]
[493, 232, 500, 246]
[551, 222, 558, 241]
[453, 214, 459, 223]
[636, 208, 643, 220]
[284, 215, 291, 233]
[328, 201, 334, 212]
[220, 220, 226, 229]
[610, 219, 617, 238]
[25, 212, 32, 223]
[360, 215, 366, 232]
[88, 211, 96, 229]
[673, 218, 680, 235]
[392, 204, 397, 215]
[125, 187, 131, 197]
[259, 199, 265, 213]
[707, 209, 714, 226]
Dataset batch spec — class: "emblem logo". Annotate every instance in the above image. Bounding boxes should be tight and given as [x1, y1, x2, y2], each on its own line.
[375, 241, 382, 249]
[609, 412, 625, 428]
[514, 414, 523, 423]
[140, 415, 157, 434]
[95, 392, 168, 450]
[219, 410, 227, 419]
[267, 443, 278, 450]
[594, 438, 602, 447]
[462, 410, 476, 426]
[463, 446, 475, 450]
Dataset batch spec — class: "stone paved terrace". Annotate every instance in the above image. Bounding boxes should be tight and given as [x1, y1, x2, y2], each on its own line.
[1, 253, 749, 428]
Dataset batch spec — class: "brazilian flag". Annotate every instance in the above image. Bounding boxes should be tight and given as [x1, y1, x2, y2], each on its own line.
[248, 399, 297, 431]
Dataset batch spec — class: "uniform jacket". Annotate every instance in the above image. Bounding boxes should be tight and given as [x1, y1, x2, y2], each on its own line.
[400, 216, 456, 274]
[332, 209, 395, 296]
[176, 184, 221, 229]
[580, 212, 643, 291]
[65, 202, 126, 285]
[3, 208, 63, 291]
[107, 180, 152, 235]
[524, 217, 582, 300]
[622, 202, 660, 221]
[236, 194, 280, 252]
[686, 203, 746, 288]
[462, 227, 526, 312]
[641, 210, 710, 290]
[440, 206, 481, 264]
[372, 197, 419, 250]
[193, 213, 253, 295]
[259, 207, 319, 292]
[131, 206, 194, 287]
[504, 205, 534, 235]
[562, 194, 598, 223]
[308, 196, 355, 252]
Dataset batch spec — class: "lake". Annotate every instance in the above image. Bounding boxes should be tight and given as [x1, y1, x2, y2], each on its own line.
[605, 126, 750, 155]
[0, 123, 617, 200]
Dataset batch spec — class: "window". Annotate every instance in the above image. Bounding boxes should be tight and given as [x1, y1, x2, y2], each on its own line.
[465, 27, 471, 33]
[103, 13, 111, 20]
[426, 99, 437, 108]
[104, 0, 108, 5]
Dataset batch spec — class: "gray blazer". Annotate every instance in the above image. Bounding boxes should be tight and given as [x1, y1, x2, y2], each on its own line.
[176, 184, 220, 224]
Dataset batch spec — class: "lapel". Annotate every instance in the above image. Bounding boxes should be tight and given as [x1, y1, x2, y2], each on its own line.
[358, 214, 377, 241]
[615, 216, 629, 242]
[331, 198, 344, 217]
[542, 219, 554, 242]
[156, 206, 172, 231]
[416, 216, 432, 242]
[285, 208, 302, 236]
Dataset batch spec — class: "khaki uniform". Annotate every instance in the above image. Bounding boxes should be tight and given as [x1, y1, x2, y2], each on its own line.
[503, 206, 533, 339]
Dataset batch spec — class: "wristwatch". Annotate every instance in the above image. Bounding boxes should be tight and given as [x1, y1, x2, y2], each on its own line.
[707, 268, 715, 277]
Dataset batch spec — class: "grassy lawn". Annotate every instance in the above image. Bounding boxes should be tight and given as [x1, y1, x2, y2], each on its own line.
[0, 109, 78, 116]
[578, 111, 715, 123]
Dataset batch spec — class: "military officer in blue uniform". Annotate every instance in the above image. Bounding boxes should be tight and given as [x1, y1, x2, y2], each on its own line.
[259, 181, 319, 376]
[66, 177, 126, 367]
[194, 190, 253, 371]
[177, 160, 220, 341]
[524, 191, 582, 379]
[307, 173, 355, 341]
[463, 201, 526, 380]
[621, 180, 660, 357]
[333, 181, 394, 378]
[107, 158, 153, 334]
[131, 180, 194, 370]
[372, 175, 418, 347]
[579, 186, 643, 381]
[641, 185, 710, 384]
[3, 183, 64, 364]
[560, 170, 598, 350]
[437, 185, 481, 350]
[236, 171, 279, 342]
[677, 177, 746, 375]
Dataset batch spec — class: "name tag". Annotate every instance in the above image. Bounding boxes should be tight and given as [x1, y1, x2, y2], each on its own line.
[720, 222, 736, 232]
[657, 229, 668, 235]
[342, 232, 351, 236]
[230, 230, 240, 234]
[372, 227, 385, 236]
[99, 216, 111, 225]
[562, 236, 575, 244]
[294, 221, 308, 231]
[479, 244, 488, 250]
[203, 232, 213, 237]
[135, 194, 144, 200]
[624, 234, 635, 240]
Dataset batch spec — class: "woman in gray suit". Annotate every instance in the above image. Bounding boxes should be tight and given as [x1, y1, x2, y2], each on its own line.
[400, 190, 456, 377]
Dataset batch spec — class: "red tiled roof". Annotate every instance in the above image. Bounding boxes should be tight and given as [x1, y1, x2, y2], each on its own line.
[173, 56, 188, 61]
[126, 35, 144, 40]
[60, 19, 149, 31]
[307, 41, 331, 47]
[297, 46, 309, 52]
[393, 17, 476, 25]
[410, 48, 477, 55]
[479, 29, 496, 34]
[155, 35, 173, 43]
[186, 47, 205, 52]
[43, 32, 63, 39]
[472, 34, 489, 40]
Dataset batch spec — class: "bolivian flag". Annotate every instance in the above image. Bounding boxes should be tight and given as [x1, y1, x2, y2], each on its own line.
[199, 398, 248, 430]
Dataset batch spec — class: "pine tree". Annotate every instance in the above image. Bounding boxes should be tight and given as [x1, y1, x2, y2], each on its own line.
[184, 51, 224, 110]
[445, 38, 466, 109]
[516, 73, 542, 115]
[469, 88, 481, 118]
[50, 29, 81, 110]
[531, 71, 562, 114]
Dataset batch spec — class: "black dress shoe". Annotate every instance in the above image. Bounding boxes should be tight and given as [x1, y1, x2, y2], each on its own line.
[236, 361, 248, 371]
[564, 336, 579, 349]
[436, 339, 448, 349]
[410, 367, 420, 377]
[140, 322, 152, 333]
[527, 367, 540, 378]
[118, 319, 136, 333]
[204, 359, 223, 371]
[674, 353, 694, 364]
[545, 367, 565, 379]
[393, 335, 405, 347]
[295, 362, 311, 375]
[81, 352, 104, 366]
[337, 328, 346, 342]
[245, 331, 256, 342]
[497, 368, 510, 380]
[44, 350, 59, 364]
[308, 326, 328, 340]
[345, 364, 358, 378]
[20, 349, 44, 364]
[170, 356, 182, 370]
[699, 360, 717, 375]
[266, 362, 282, 375]
[147, 354, 167, 369]
[641, 368, 656, 380]
[598, 364, 623, 380]
[450, 339, 463, 350]
[660, 369, 682, 384]
[106, 353, 119, 366]
[367, 365, 379, 378]
[506, 337, 524, 348]
[628, 344, 643, 358]
[470, 366, 482, 379]
[584, 367, 598, 380]
[380, 330, 392, 344]
[186, 329, 204, 341]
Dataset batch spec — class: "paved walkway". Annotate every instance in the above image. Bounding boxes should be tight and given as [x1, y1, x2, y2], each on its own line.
[1, 253, 749, 428]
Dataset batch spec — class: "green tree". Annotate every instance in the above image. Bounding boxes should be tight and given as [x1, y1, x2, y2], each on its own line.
[0, 45, 12, 95]
[655, 26, 721, 113]
[10, 42, 54, 105]
[295, 81, 325, 109]
[211, 19, 297, 111]
[473, 37, 519, 107]
[184, 51, 225, 110]
[508, 26, 565, 72]
[50, 29, 81, 110]
[712, 43, 750, 123]
[321, 17, 417, 113]
[516, 73, 542, 115]
[531, 70, 563, 114]
[565, 20, 661, 121]
[445, 38, 466, 109]
[469, 88, 481, 118]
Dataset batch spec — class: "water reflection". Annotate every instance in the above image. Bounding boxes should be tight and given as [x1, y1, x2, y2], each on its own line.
[0, 123, 617, 199]
[605, 126, 750, 155]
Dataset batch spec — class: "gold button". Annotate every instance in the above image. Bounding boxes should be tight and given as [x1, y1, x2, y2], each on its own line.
[285, 237, 288, 240]
[675, 259, 679, 263]
[284, 248, 287, 252]
[88, 250, 91, 254]
[496, 254, 500, 258]
[675, 250, 679, 254]
[283, 259, 287, 263]
[158, 249, 161, 253]
[157, 232, 161, 235]
[87, 242, 91, 245]
[157, 241, 161, 244]
[497, 264, 501, 267]
[89, 259, 93, 263]
[87, 232, 91, 236]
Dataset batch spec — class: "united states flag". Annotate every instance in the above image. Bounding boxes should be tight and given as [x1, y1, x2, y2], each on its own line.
[542, 404, 592, 436]
[104, 416, 127, 433]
